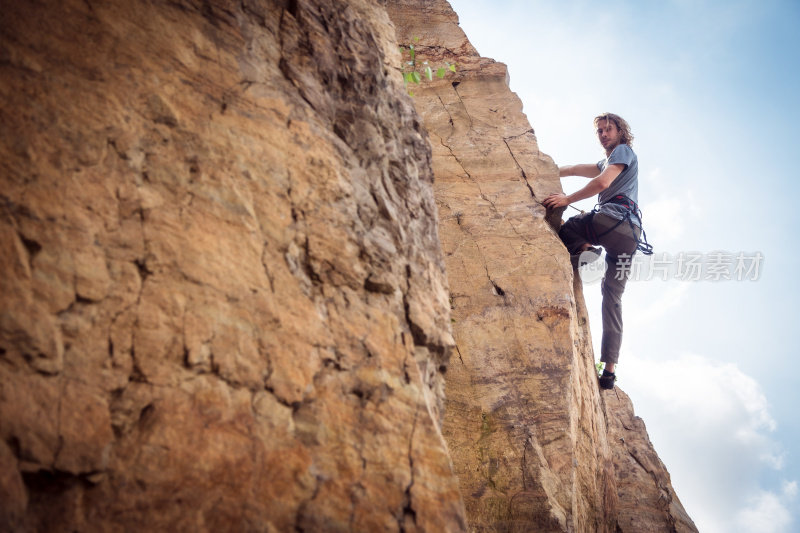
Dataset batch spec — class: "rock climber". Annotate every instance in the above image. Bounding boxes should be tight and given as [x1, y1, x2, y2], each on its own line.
[542, 112, 651, 390]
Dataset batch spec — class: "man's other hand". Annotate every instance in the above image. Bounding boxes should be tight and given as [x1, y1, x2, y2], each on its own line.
[543, 193, 570, 209]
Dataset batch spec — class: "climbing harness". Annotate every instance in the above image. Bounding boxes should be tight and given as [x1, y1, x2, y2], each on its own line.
[583, 194, 654, 255]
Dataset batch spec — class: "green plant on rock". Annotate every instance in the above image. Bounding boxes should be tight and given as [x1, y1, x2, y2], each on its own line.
[399, 36, 456, 96]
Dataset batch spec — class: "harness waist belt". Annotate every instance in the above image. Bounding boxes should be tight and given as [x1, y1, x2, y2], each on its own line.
[603, 194, 639, 213]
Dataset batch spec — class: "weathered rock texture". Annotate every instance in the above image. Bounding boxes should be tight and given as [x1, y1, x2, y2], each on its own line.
[0, 0, 467, 530]
[1, 0, 697, 531]
[606, 388, 698, 533]
[387, 1, 698, 532]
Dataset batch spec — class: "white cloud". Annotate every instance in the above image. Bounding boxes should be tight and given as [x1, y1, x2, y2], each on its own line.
[638, 168, 700, 246]
[736, 487, 795, 533]
[621, 353, 793, 533]
[625, 353, 778, 459]
[627, 281, 689, 326]
[783, 480, 798, 499]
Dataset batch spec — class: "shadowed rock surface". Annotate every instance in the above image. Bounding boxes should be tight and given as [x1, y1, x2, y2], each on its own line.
[0, 0, 466, 530]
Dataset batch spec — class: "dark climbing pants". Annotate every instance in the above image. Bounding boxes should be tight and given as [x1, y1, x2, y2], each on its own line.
[559, 212, 640, 365]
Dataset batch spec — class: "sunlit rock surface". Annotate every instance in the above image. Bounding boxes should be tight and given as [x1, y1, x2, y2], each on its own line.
[387, 1, 697, 531]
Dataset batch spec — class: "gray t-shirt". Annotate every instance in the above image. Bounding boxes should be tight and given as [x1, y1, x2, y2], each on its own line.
[596, 144, 640, 225]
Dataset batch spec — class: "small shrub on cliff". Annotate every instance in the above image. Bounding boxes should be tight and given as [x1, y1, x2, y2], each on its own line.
[399, 37, 456, 96]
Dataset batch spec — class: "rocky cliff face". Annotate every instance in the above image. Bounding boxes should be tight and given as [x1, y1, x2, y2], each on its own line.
[0, 0, 695, 531]
[387, 1, 697, 532]
[606, 388, 697, 532]
[0, 0, 465, 530]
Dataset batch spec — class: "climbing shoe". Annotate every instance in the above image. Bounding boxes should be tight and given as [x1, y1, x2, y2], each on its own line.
[598, 369, 616, 390]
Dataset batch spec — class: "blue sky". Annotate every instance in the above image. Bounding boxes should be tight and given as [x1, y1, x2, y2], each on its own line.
[447, 0, 800, 531]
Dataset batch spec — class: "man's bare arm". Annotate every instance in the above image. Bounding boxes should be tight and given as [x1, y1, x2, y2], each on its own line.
[543, 164, 625, 208]
[559, 164, 599, 178]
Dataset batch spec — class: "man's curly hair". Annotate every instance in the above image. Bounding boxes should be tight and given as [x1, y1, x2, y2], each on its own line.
[594, 113, 634, 147]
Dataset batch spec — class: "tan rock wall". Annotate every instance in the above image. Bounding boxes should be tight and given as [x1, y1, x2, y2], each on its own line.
[387, 1, 697, 532]
[606, 388, 698, 533]
[0, 0, 466, 530]
[387, 2, 616, 530]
